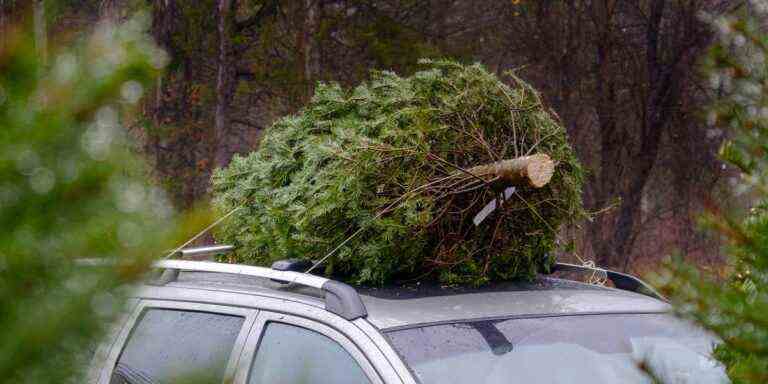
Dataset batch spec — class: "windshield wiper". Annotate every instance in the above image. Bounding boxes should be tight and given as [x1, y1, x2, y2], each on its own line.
[470, 321, 514, 356]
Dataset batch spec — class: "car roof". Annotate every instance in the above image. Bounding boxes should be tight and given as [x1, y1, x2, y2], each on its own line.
[154, 271, 669, 330]
[357, 278, 670, 329]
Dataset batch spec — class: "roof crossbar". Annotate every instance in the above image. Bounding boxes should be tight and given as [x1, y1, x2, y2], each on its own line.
[159, 260, 367, 320]
[76, 258, 367, 320]
[168, 244, 235, 258]
[552, 262, 666, 301]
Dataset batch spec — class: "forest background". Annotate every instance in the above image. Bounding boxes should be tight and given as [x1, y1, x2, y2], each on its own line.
[0, 0, 749, 273]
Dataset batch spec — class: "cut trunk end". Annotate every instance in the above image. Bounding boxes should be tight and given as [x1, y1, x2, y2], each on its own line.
[468, 153, 555, 188]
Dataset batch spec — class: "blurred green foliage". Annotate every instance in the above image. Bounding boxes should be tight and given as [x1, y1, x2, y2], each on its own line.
[656, 3, 768, 383]
[0, 13, 191, 384]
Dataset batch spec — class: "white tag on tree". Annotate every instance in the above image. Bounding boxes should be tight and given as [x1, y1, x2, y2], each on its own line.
[473, 187, 516, 226]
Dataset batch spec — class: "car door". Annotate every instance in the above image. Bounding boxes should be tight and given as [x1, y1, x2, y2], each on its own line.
[233, 311, 384, 384]
[93, 300, 258, 384]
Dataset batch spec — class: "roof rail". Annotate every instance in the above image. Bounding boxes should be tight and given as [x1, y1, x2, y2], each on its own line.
[77, 258, 367, 320]
[552, 262, 666, 301]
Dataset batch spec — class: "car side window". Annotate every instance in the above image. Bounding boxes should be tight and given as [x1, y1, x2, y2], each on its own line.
[110, 309, 244, 384]
[248, 322, 371, 384]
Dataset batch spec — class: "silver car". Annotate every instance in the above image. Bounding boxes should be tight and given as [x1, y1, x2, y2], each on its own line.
[87, 247, 727, 384]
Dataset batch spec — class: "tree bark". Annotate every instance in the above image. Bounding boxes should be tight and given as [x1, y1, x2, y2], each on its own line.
[150, 0, 178, 126]
[214, 0, 237, 169]
[213, 0, 279, 169]
[588, 0, 623, 267]
[33, 0, 46, 66]
[0, 0, 6, 52]
[294, 0, 319, 101]
[303, 0, 319, 98]
[99, 0, 128, 23]
[588, 0, 711, 269]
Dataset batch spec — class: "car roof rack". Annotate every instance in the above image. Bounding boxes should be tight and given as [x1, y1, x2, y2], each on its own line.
[171, 244, 235, 258]
[552, 262, 666, 301]
[77, 256, 367, 321]
[154, 259, 367, 320]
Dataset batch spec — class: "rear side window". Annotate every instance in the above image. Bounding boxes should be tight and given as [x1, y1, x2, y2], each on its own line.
[248, 322, 371, 384]
[110, 309, 244, 384]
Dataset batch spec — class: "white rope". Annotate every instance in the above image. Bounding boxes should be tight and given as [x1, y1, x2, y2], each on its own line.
[162, 205, 243, 259]
[573, 253, 608, 286]
[305, 208, 389, 274]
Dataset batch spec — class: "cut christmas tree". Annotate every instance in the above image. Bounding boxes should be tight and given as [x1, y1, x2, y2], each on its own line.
[212, 59, 584, 286]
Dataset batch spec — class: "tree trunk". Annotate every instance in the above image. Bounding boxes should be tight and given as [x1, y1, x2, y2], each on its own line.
[99, 0, 128, 23]
[150, 0, 178, 126]
[214, 0, 237, 169]
[1, 0, 6, 52]
[304, 0, 319, 98]
[213, 0, 279, 169]
[294, 0, 319, 101]
[588, 0, 622, 267]
[33, 0, 46, 66]
[466, 154, 555, 188]
[589, 0, 710, 269]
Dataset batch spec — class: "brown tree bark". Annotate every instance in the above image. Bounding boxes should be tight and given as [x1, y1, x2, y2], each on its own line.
[588, 0, 713, 269]
[303, 0, 320, 98]
[99, 0, 129, 22]
[214, 0, 237, 169]
[33, 0, 46, 66]
[150, 0, 187, 125]
[213, 0, 279, 170]
[294, 0, 320, 102]
[588, 0, 623, 267]
[0, 0, 6, 52]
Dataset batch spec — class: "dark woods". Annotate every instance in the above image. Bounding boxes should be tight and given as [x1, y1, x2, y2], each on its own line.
[0, 0, 743, 271]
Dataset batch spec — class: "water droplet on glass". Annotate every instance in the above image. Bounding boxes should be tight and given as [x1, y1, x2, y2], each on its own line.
[29, 167, 56, 194]
[54, 53, 78, 83]
[150, 49, 169, 70]
[61, 159, 80, 183]
[118, 221, 143, 247]
[116, 182, 146, 213]
[82, 121, 115, 161]
[96, 106, 118, 128]
[92, 292, 119, 318]
[121, 81, 144, 104]
[15, 149, 41, 175]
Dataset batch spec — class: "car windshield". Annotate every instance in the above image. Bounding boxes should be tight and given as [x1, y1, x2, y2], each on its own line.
[386, 313, 729, 384]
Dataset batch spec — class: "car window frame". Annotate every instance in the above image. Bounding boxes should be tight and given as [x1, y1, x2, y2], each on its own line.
[234, 311, 384, 384]
[86, 298, 140, 384]
[96, 299, 258, 384]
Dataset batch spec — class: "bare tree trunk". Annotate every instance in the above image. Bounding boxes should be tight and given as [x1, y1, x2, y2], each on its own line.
[150, 0, 178, 126]
[213, 0, 278, 169]
[1, 0, 6, 52]
[99, 0, 128, 23]
[294, 0, 318, 101]
[214, 0, 237, 169]
[591, 0, 711, 270]
[588, 0, 622, 267]
[304, 0, 319, 98]
[608, 0, 668, 270]
[33, 0, 46, 66]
